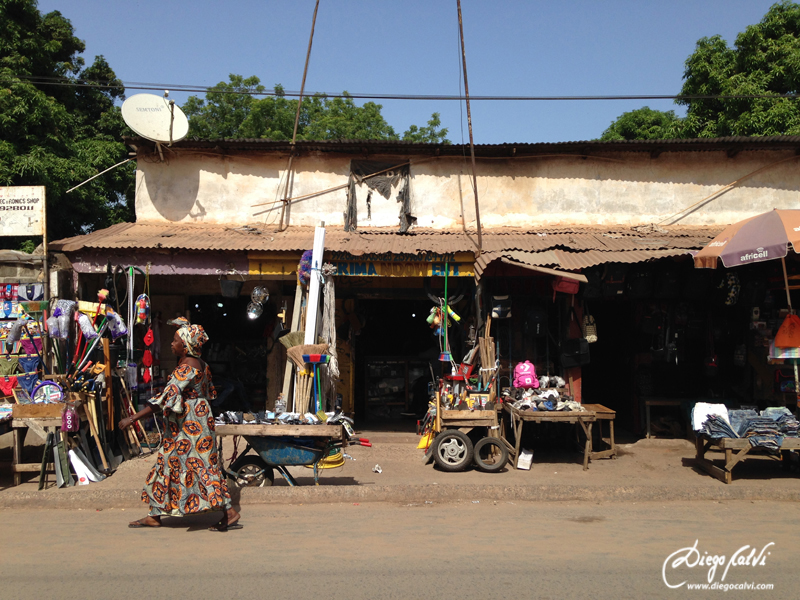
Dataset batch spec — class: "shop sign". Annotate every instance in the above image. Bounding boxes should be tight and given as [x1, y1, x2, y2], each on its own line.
[0, 186, 45, 236]
[332, 260, 470, 277]
[248, 251, 474, 277]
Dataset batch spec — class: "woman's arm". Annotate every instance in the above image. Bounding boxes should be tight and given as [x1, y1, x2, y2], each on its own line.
[119, 403, 161, 430]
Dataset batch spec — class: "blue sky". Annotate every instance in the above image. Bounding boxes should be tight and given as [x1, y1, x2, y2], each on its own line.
[39, 0, 780, 143]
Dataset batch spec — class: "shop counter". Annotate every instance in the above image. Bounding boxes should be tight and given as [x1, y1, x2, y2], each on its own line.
[694, 435, 800, 484]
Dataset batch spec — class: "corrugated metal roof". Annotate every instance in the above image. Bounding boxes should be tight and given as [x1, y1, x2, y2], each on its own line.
[52, 223, 719, 278]
[125, 135, 800, 157]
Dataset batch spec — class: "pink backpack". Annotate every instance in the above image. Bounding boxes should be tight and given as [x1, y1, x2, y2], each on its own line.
[513, 361, 539, 389]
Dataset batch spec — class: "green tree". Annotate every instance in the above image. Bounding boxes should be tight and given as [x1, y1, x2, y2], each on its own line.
[602, 1, 800, 139]
[183, 74, 449, 143]
[402, 112, 449, 144]
[679, 0, 800, 137]
[0, 0, 134, 246]
[599, 107, 682, 141]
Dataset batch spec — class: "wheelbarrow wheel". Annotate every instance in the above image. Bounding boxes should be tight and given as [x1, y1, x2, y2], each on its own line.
[473, 437, 508, 473]
[433, 430, 473, 472]
[228, 455, 274, 488]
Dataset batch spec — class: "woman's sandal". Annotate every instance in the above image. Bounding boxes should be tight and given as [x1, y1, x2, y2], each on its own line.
[209, 519, 243, 532]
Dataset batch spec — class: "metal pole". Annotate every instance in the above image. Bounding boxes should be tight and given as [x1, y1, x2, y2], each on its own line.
[42, 187, 51, 372]
[457, 0, 483, 254]
[279, 0, 320, 231]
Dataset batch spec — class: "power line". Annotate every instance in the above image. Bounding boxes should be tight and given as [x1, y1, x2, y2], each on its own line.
[4, 75, 800, 102]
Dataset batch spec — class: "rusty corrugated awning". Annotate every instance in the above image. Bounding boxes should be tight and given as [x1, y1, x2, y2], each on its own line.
[51, 222, 722, 275]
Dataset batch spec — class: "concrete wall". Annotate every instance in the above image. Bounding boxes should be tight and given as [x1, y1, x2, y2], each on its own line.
[134, 149, 800, 228]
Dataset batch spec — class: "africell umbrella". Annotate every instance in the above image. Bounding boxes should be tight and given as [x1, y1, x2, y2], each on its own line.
[694, 209, 800, 269]
[694, 209, 800, 310]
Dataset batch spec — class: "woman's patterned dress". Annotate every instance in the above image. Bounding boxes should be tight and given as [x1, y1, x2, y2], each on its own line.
[141, 363, 232, 516]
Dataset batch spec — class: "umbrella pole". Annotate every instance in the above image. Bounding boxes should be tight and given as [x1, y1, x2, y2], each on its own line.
[781, 257, 793, 313]
[782, 257, 799, 404]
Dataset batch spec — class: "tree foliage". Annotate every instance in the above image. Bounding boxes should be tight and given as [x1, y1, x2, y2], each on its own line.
[0, 0, 133, 247]
[183, 74, 449, 143]
[602, 1, 800, 140]
[599, 107, 682, 141]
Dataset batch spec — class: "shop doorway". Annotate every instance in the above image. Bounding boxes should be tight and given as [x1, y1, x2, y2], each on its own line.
[354, 298, 443, 426]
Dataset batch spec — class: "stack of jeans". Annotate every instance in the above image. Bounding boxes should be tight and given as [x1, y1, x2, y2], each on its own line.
[702, 414, 739, 439]
[729, 407, 800, 450]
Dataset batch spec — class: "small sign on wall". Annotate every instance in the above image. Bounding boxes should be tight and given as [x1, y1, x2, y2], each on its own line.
[0, 186, 45, 236]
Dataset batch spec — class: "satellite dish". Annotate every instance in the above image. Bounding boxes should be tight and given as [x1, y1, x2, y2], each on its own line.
[121, 93, 189, 144]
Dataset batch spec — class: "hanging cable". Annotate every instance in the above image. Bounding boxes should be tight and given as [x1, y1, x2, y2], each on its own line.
[278, 0, 321, 232]
[457, 0, 483, 254]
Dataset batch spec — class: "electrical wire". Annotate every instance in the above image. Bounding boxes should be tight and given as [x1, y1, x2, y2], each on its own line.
[6, 75, 800, 102]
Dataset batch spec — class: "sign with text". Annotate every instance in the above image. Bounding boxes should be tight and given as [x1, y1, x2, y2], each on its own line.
[0, 186, 45, 236]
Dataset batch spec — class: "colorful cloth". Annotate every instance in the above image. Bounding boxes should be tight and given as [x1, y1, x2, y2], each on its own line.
[0, 376, 17, 396]
[0, 355, 18, 376]
[168, 317, 209, 358]
[142, 362, 230, 517]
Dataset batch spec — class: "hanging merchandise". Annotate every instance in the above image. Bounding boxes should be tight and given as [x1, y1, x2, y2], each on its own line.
[582, 305, 598, 344]
[105, 308, 129, 340]
[491, 295, 511, 319]
[552, 276, 579, 301]
[775, 313, 800, 348]
[298, 250, 313, 285]
[135, 294, 150, 325]
[75, 312, 99, 340]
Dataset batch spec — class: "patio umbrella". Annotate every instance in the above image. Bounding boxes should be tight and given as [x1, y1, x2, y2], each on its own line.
[694, 208, 800, 311]
[694, 208, 800, 396]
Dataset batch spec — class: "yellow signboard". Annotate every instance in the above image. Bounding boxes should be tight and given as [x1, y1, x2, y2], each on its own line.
[248, 251, 474, 277]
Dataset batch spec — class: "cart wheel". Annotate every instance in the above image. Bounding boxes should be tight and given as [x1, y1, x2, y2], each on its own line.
[228, 455, 274, 487]
[473, 437, 509, 473]
[433, 430, 473, 472]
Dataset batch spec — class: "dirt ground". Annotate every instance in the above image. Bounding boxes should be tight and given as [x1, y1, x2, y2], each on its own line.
[3, 427, 800, 495]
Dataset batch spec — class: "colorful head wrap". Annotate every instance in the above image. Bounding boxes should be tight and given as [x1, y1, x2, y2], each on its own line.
[168, 317, 208, 358]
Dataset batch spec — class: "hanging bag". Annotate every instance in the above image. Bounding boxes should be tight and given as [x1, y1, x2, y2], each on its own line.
[582, 313, 598, 344]
[560, 307, 590, 367]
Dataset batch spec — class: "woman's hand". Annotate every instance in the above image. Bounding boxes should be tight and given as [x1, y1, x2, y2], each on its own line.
[119, 416, 134, 430]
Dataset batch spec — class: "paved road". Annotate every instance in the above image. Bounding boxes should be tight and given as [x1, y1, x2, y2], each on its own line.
[3, 500, 797, 599]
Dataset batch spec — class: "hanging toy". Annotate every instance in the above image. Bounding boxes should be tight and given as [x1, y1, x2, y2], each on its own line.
[75, 312, 98, 340]
[105, 308, 129, 340]
[135, 294, 150, 325]
[298, 249, 313, 285]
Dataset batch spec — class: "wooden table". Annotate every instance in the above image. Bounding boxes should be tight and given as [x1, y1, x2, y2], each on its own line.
[215, 423, 343, 439]
[504, 404, 597, 470]
[581, 404, 617, 460]
[695, 435, 800, 484]
[9, 417, 64, 486]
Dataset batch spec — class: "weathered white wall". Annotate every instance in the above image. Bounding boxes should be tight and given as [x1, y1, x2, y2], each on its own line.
[134, 149, 800, 228]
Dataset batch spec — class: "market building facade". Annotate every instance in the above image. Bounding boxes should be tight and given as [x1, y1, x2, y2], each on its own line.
[50, 136, 800, 434]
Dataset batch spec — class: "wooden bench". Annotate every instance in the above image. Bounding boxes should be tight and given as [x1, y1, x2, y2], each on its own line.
[694, 435, 800, 484]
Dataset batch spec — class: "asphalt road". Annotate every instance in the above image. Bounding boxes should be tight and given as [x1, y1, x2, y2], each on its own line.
[3, 500, 798, 600]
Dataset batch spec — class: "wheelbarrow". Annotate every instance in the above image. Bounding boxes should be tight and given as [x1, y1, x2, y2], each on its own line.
[224, 435, 370, 487]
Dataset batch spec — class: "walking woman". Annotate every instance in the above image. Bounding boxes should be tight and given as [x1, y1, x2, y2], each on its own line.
[120, 317, 241, 531]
